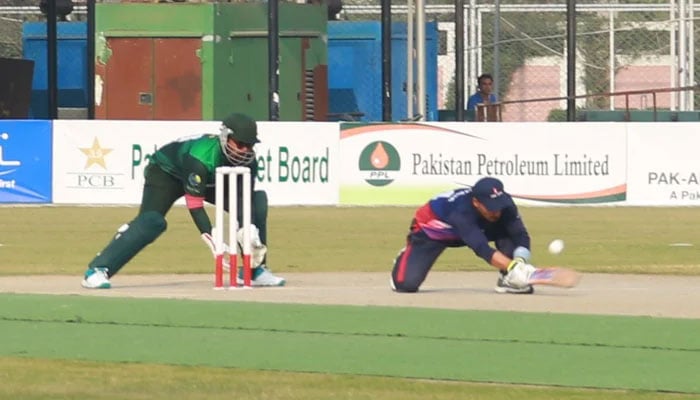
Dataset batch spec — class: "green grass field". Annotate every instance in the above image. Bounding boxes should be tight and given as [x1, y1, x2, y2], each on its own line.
[1, 206, 699, 399]
[2, 206, 700, 275]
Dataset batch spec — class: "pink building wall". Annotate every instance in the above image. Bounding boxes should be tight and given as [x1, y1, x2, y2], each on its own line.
[500, 63, 673, 121]
[502, 65, 560, 122]
[613, 65, 672, 109]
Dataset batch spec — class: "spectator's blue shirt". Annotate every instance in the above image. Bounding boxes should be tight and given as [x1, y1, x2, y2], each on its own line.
[414, 188, 530, 263]
[467, 92, 498, 111]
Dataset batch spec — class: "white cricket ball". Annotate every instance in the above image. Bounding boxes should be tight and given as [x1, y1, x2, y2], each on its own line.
[548, 239, 565, 255]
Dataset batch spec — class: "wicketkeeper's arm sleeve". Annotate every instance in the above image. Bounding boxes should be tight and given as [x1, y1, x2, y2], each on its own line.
[188, 205, 212, 235]
[181, 158, 213, 234]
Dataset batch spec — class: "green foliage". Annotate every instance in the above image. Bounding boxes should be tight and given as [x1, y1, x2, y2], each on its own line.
[0, 18, 23, 58]
[547, 108, 567, 122]
[480, 11, 564, 100]
[0, 4, 44, 59]
[616, 27, 670, 55]
[577, 13, 610, 108]
[444, 74, 457, 109]
[474, 5, 676, 107]
[575, 9, 674, 103]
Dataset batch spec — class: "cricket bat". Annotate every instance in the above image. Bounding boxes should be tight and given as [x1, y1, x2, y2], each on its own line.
[528, 267, 581, 288]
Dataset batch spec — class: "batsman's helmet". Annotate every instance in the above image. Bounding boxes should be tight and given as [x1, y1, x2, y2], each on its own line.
[219, 113, 259, 165]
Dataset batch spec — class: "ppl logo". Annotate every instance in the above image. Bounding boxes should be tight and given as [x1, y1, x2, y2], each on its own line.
[358, 141, 400, 187]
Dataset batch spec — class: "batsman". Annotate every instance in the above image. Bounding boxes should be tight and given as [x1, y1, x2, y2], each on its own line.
[81, 113, 286, 289]
[391, 177, 536, 294]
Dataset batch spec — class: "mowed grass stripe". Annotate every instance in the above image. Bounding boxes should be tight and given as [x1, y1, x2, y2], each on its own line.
[6, 358, 690, 400]
[1, 294, 699, 393]
[3, 294, 700, 351]
[1, 319, 697, 393]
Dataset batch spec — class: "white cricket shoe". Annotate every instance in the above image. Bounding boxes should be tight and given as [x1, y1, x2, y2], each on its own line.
[237, 265, 286, 287]
[81, 267, 111, 289]
[494, 274, 534, 294]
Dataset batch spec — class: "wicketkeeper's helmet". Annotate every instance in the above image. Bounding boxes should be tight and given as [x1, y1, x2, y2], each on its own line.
[219, 113, 259, 165]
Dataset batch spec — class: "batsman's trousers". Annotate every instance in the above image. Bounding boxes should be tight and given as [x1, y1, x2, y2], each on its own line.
[391, 219, 519, 293]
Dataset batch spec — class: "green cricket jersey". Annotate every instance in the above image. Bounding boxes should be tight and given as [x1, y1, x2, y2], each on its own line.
[150, 134, 257, 196]
[148, 134, 257, 234]
[150, 134, 226, 197]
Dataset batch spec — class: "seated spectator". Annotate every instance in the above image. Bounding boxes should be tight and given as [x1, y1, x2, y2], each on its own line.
[467, 73, 497, 111]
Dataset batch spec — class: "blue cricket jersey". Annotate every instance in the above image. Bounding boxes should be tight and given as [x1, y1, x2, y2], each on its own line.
[414, 187, 530, 263]
[467, 92, 498, 111]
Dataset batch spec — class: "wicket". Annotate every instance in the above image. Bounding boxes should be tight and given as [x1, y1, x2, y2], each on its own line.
[214, 166, 252, 289]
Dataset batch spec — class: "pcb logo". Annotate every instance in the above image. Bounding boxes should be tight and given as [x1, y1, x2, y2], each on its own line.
[358, 141, 400, 186]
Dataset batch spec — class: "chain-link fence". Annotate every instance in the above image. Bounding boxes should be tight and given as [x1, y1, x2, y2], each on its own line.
[341, 0, 699, 122]
[0, 0, 297, 60]
[0, 0, 94, 59]
[1, 0, 42, 59]
[3, 1, 699, 122]
[472, 1, 695, 121]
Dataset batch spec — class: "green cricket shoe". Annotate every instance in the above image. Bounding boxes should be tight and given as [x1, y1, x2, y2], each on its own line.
[81, 267, 111, 289]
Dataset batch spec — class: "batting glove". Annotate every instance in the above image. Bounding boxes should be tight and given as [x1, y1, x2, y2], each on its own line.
[504, 259, 536, 288]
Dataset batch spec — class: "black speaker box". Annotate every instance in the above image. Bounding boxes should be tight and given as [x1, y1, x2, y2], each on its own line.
[0, 58, 35, 119]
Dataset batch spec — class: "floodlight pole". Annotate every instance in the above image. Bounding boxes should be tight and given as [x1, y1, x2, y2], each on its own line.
[268, 0, 280, 121]
[455, 0, 465, 121]
[87, 0, 95, 119]
[381, 0, 392, 121]
[416, 0, 426, 120]
[566, 0, 576, 121]
[47, 0, 58, 119]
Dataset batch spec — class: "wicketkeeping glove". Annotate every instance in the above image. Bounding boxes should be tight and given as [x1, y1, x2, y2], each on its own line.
[237, 224, 267, 267]
[503, 259, 536, 288]
[201, 231, 220, 257]
[202, 229, 239, 271]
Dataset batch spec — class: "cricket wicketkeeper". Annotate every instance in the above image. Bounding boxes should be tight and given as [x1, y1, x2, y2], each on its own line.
[391, 176, 536, 294]
[82, 113, 285, 289]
